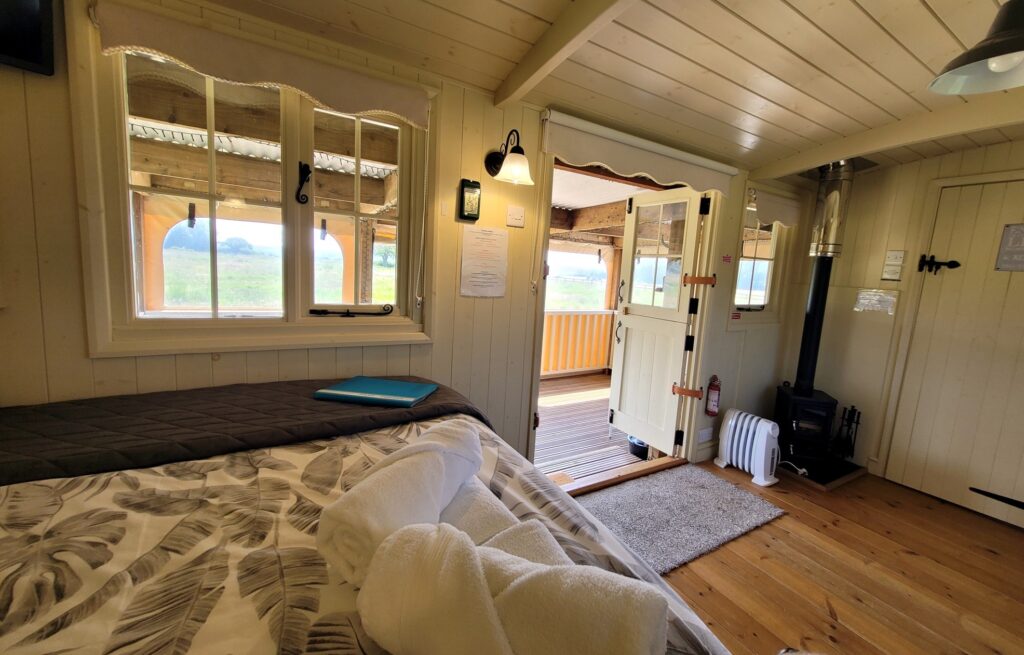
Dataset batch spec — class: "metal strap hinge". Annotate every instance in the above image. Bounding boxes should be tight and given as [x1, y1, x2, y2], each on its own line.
[688, 298, 699, 315]
[671, 384, 704, 399]
[699, 195, 711, 216]
[684, 335, 695, 352]
[674, 430, 685, 446]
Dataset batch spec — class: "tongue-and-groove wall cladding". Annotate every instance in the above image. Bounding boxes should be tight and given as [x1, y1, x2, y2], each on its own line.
[0, 1, 547, 457]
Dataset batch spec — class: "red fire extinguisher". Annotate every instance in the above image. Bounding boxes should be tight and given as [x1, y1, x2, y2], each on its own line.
[705, 375, 721, 417]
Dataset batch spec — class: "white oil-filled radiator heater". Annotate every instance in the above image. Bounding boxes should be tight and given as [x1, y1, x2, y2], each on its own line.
[714, 408, 780, 487]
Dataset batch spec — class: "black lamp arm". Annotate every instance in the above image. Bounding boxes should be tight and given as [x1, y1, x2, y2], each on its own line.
[501, 129, 521, 155]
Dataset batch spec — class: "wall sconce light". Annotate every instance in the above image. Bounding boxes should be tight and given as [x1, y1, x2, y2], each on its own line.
[745, 188, 758, 213]
[484, 129, 534, 185]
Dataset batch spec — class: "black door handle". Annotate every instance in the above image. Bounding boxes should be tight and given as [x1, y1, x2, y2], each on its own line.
[615, 320, 623, 344]
[617, 280, 625, 304]
[918, 254, 961, 275]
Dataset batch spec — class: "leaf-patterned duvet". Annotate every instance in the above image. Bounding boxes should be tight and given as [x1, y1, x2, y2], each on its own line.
[0, 414, 727, 655]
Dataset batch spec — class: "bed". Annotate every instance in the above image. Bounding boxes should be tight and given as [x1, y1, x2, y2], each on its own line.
[0, 378, 727, 655]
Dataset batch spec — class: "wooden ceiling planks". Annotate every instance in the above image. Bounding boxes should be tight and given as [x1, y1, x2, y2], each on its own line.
[852, 0, 966, 75]
[539, 65, 789, 160]
[204, 0, 1016, 173]
[714, 0, 925, 118]
[642, 0, 893, 128]
[784, 0, 964, 112]
[923, 0, 1004, 49]
[566, 44, 819, 151]
[584, 24, 841, 143]
[418, 0, 555, 43]
[527, 79, 769, 166]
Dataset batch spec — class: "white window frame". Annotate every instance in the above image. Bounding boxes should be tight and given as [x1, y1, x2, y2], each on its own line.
[734, 222, 778, 311]
[66, 12, 430, 357]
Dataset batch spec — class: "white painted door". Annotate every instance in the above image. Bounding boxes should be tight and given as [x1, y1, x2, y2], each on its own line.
[886, 178, 1024, 527]
[609, 188, 703, 456]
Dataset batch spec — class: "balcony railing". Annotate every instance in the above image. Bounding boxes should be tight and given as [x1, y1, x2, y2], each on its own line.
[540, 309, 616, 377]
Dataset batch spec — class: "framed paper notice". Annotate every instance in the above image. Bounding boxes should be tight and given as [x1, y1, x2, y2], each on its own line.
[995, 224, 1024, 272]
[460, 225, 508, 297]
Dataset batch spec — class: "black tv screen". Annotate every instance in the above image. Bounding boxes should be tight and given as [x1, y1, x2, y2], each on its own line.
[0, 0, 54, 76]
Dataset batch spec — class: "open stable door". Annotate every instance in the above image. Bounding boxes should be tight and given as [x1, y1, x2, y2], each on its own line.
[609, 187, 704, 456]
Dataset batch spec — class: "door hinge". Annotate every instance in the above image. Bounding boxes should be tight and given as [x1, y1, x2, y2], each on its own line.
[671, 384, 704, 399]
[699, 195, 711, 216]
[608, 409, 615, 423]
[674, 430, 685, 446]
[543, 262, 550, 279]
[684, 335, 695, 352]
[533, 412, 540, 430]
[626, 197, 633, 213]
[688, 298, 699, 315]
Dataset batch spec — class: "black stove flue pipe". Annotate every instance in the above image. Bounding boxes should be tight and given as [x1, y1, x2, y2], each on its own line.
[794, 256, 833, 396]
[793, 160, 853, 397]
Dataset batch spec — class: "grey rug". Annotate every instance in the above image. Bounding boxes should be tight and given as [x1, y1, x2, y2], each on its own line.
[576, 465, 783, 573]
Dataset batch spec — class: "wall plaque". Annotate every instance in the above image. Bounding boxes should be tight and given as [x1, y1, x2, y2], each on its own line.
[996, 224, 1024, 272]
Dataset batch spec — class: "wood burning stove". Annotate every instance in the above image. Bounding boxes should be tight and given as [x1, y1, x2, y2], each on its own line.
[774, 161, 865, 489]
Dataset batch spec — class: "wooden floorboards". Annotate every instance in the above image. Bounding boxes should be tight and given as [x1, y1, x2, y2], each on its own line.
[666, 463, 1024, 655]
[534, 373, 639, 476]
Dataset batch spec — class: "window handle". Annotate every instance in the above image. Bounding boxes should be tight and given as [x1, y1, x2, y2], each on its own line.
[310, 305, 394, 317]
[296, 161, 312, 204]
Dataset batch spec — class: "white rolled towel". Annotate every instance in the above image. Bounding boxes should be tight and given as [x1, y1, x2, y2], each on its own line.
[358, 523, 516, 655]
[489, 552, 668, 655]
[440, 476, 519, 544]
[482, 519, 573, 567]
[359, 522, 667, 655]
[316, 419, 483, 586]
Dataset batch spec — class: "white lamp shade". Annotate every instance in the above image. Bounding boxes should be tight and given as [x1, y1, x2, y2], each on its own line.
[494, 152, 535, 185]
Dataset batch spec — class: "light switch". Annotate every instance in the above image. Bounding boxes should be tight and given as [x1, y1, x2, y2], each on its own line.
[506, 205, 525, 228]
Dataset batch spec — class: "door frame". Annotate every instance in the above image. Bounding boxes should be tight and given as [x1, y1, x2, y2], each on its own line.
[523, 152, 723, 463]
[877, 168, 1024, 475]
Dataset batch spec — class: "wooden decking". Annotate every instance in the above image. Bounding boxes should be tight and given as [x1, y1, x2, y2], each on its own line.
[667, 462, 1024, 655]
[533, 373, 640, 478]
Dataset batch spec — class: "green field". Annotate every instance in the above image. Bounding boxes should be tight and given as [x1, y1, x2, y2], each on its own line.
[163, 248, 395, 310]
[544, 277, 606, 310]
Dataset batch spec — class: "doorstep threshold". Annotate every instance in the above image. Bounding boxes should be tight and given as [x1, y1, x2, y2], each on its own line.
[552, 456, 686, 497]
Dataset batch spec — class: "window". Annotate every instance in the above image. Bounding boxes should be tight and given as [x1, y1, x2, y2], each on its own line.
[83, 52, 426, 353]
[734, 223, 776, 309]
[126, 55, 284, 318]
[68, 11, 430, 356]
[311, 110, 399, 308]
[630, 201, 686, 310]
[544, 249, 609, 310]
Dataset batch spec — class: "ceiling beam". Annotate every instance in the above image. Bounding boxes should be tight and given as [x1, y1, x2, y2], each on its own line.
[548, 231, 616, 246]
[494, 0, 639, 108]
[750, 88, 1024, 180]
[571, 200, 628, 232]
[549, 207, 573, 233]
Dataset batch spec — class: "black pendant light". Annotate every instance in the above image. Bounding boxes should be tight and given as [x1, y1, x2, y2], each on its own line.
[930, 0, 1024, 94]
